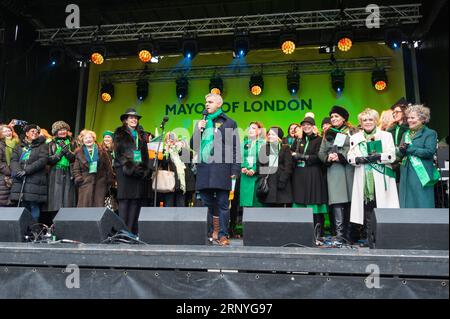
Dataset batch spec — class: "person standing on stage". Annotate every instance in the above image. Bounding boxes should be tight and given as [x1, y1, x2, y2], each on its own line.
[318, 106, 355, 245]
[114, 108, 149, 235]
[347, 109, 399, 245]
[73, 130, 114, 207]
[285, 123, 299, 147]
[47, 121, 77, 212]
[0, 125, 20, 207]
[193, 93, 241, 246]
[398, 104, 439, 208]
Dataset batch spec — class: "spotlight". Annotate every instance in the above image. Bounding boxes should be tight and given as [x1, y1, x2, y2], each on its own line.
[49, 47, 64, 67]
[384, 27, 403, 50]
[335, 29, 353, 52]
[138, 42, 154, 63]
[209, 76, 223, 95]
[137, 78, 149, 101]
[182, 38, 198, 60]
[100, 82, 114, 102]
[176, 76, 188, 99]
[249, 73, 264, 96]
[90, 46, 106, 65]
[233, 33, 250, 58]
[372, 67, 388, 91]
[287, 70, 300, 95]
[280, 31, 296, 55]
[331, 69, 345, 93]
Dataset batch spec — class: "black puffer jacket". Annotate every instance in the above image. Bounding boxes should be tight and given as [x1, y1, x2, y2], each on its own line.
[9, 136, 49, 203]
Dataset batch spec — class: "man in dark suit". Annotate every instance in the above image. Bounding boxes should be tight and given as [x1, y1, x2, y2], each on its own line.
[193, 93, 241, 246]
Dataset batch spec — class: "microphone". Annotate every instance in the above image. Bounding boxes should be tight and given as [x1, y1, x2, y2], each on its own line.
[200, 109, 208, 133]
[159, 116, 169, 129]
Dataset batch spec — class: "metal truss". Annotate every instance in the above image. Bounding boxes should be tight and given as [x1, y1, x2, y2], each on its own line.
[99, 56, 392, 83]
[37, 4, 422, 45]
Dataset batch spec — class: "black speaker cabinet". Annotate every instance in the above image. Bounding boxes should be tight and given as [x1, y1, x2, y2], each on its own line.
[138, 207, 208, 245]
[53, 207, 127, 243]
[369, 208, 449, 250]
[0, 207, 36, 242]
[243, 208, 314, 247]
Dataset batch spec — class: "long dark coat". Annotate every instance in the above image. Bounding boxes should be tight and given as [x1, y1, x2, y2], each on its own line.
[9, 136, 48, 203]
[113, 125, 149, 200]
[0, 140, 13, 206]
[192, 112, 241, 191]
[257, 143, 293, 205]
[47, 138, 77, 211]
[72, 146, 114, 207]
[291, 134, 328, 205]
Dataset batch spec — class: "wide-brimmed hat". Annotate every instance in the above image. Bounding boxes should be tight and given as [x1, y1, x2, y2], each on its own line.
[120, 108, 142, 122]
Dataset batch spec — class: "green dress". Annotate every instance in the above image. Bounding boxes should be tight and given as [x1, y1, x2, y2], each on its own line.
[240, 137, 265, 207]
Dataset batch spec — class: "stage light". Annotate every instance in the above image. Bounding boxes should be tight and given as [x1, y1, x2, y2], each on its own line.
[138, 42, 154, 63]
[233, 33, 250, 58]
[385, 27, 403, 50]
[331, 69, 345, 93]
[49, 47, 64, 67]
[280, 31, 296, 55]
[136, 79, 149, 101]
[372, 67, 388, 91]
[287, 70, 300, 95]
[249, 73, 264, 96]
[176, 76, 188, 99]
[100, 82, 114, 102]
[209, 76, 223, 95]
[90, 46, 106, 65]
[182, 38, 198, 60]
[335, 29, 354, 52]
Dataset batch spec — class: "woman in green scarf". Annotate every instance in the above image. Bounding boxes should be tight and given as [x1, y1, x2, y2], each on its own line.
[240, 121, 266, 208]
[0, 125, 20, 206]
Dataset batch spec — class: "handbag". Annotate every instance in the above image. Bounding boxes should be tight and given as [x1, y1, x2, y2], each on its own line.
[152, 167, 176, 193]
[256, 174, 269, 200]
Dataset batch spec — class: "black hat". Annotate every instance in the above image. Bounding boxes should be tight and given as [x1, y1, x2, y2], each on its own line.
[120, 108, 142, 122]
[301, 117, 315, 126]
[390, 97, 408, 110]
[321, 117, 331, 127]
[329, 105, 349, 122]
[269, 126, 284, 139]
[24, 124, 40, 133]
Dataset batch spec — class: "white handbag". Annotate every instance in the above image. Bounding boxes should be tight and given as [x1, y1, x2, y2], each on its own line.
[152, 167, 176, 193]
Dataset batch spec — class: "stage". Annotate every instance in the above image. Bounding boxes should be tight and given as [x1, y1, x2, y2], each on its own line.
[0, 240, 448, 299]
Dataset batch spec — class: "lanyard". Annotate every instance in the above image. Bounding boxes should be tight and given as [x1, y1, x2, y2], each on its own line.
[88, 146, 96, 162]
[395, 125, 401, 145]
[302, 135, 310, 155]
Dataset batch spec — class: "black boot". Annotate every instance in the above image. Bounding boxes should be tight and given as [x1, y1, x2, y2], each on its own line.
[362, 202, 375, 246]
[332, 205, 347, 244]
[327, 209, 336, 237]
[313, 214, 325, 238]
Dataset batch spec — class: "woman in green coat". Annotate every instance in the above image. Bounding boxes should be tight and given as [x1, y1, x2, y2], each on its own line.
[240, 121, 265, 207]
[399, 105, 439, 208]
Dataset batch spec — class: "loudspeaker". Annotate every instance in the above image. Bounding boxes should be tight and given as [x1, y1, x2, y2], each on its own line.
[138, 207, 208, 245]
[0, 208, 36, 242]
[369, 208, 449, 250]
[53, 208, 127, 243]
[243, 208, 314, 247]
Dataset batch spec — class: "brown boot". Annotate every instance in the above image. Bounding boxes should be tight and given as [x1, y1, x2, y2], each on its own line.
[218, 236, 230, 246]
[212, 216, 219, 241]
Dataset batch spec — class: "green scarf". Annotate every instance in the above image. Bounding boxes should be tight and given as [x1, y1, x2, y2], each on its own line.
[362, 129, 377, 203]
[55, 138, 71, 170]
[243, 137, 263, 170]
[5, 138, 19, 166]
[200, 108, 223, 163]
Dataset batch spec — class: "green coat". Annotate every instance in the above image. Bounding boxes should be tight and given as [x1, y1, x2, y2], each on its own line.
[240, 138, 265, 207]
[399, 126, 437, 208]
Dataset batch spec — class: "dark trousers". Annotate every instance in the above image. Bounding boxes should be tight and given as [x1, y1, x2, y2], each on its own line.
[199, 189, 230, 239]
[118, 199, 142, 235]
[163, 191, 186, 207]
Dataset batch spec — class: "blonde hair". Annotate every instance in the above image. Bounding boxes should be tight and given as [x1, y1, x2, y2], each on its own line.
[405, 104, 431, 124]
[205, 93, 223, 106]
[39, 128, 52, 140]
[358, 108, 380, 126]
[0, 124, 19, 141]
[378, 109, 394, 131]
[78, 129, 97, 145]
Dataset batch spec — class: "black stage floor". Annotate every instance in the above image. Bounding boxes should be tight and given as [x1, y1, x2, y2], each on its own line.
[0, 240, 448, 299]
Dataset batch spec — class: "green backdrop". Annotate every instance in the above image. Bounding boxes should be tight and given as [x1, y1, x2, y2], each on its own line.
[85, 42, 406, 140]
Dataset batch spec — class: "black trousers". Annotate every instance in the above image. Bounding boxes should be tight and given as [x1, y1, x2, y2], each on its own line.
[163, 191, 185, 207]
[118, 199, 142, 235]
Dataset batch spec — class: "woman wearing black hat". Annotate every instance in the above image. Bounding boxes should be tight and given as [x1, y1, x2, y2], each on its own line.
[9, 125, 49, 221]
[318, 106, 355, 245]
[257, 126, 293, 206]
[291, 117, 328, 237]
[113, 108, 149, 235]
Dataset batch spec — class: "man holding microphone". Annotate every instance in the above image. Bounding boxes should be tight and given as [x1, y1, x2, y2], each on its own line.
[193, 93, 241, 246]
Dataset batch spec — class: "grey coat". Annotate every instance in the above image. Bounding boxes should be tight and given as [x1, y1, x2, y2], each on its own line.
[318, 128, 355, 205]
